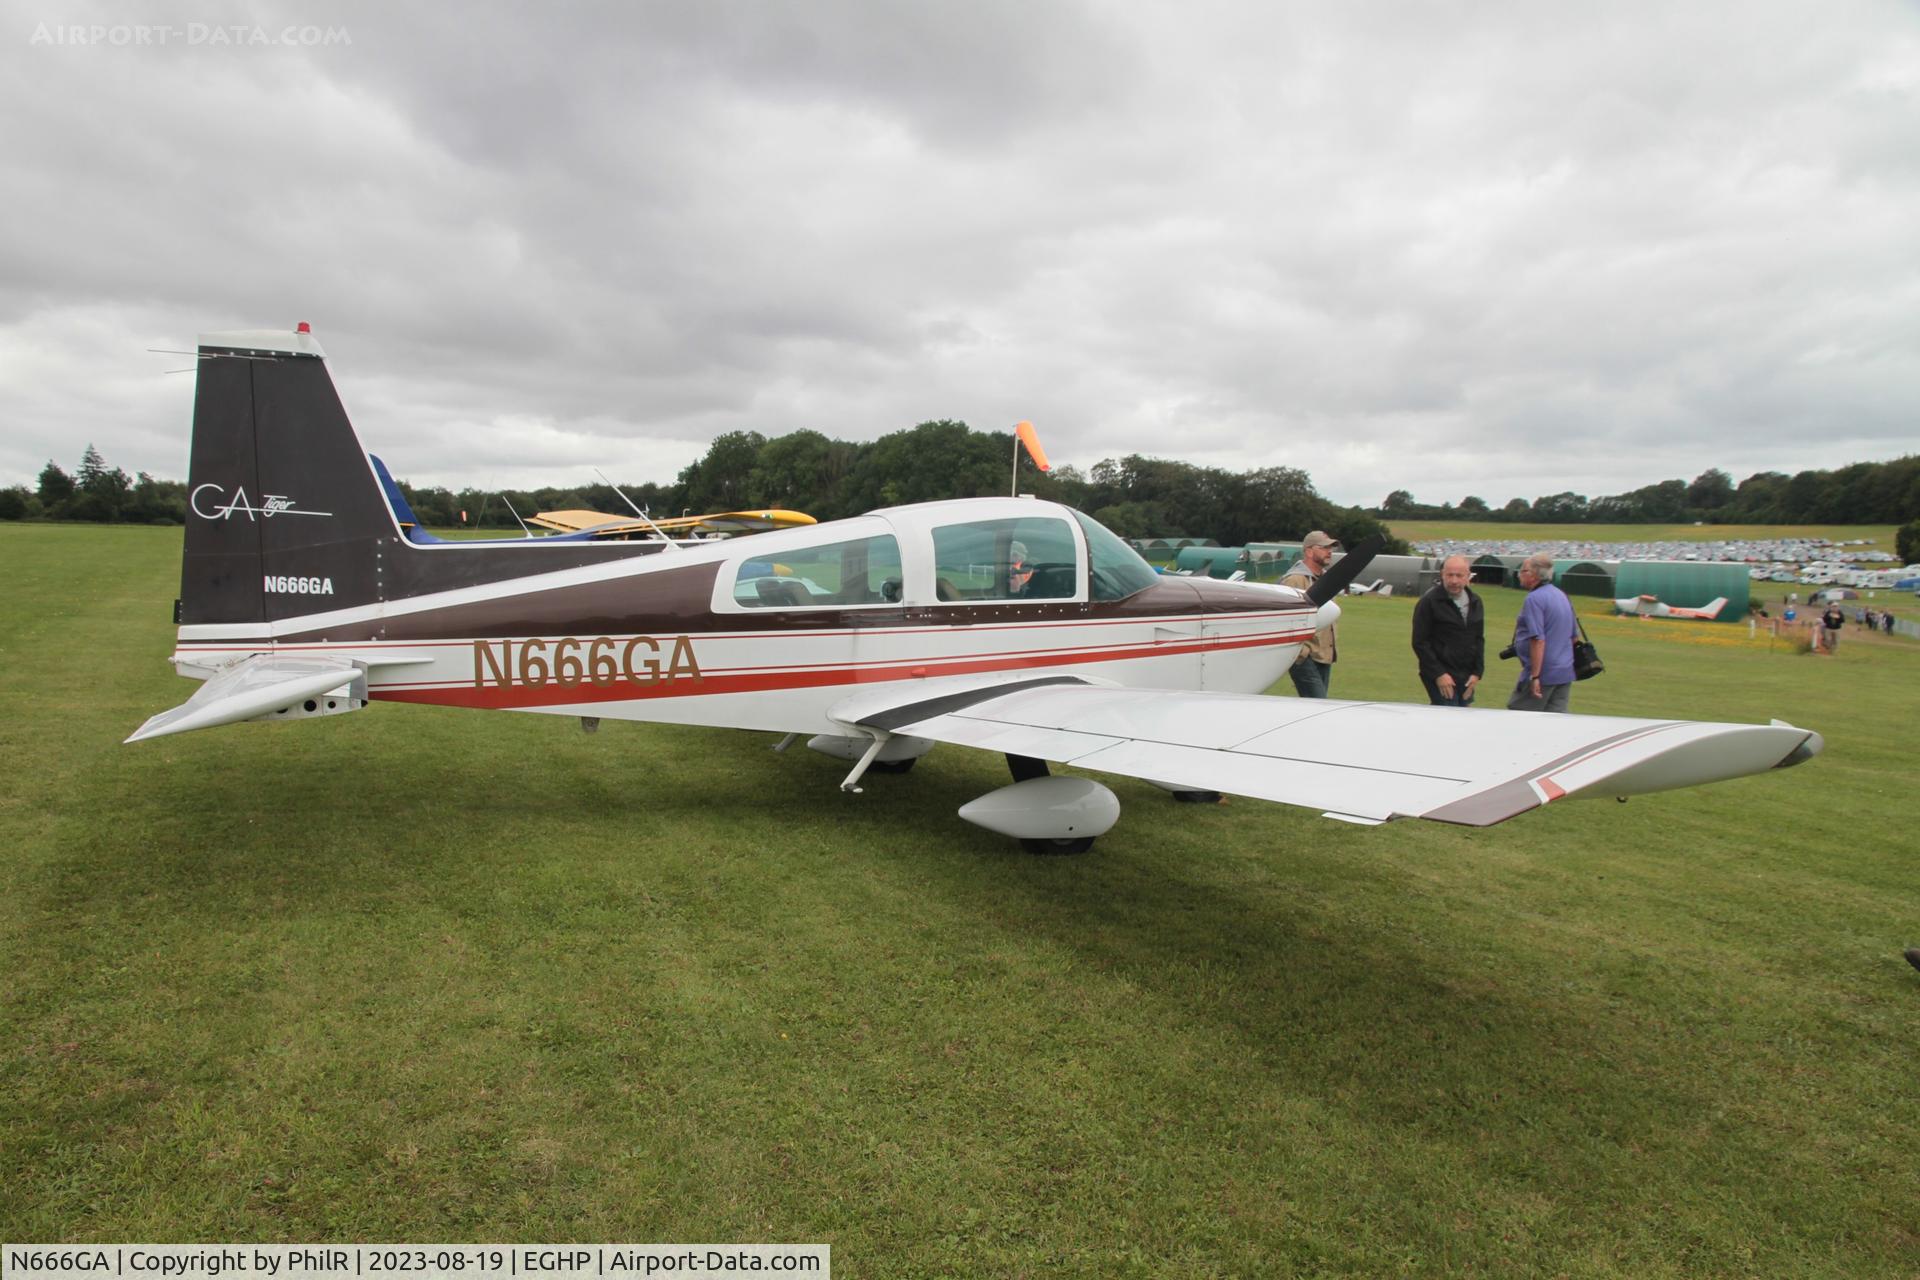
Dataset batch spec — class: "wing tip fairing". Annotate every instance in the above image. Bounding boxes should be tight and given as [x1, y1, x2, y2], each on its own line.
[1419, 721, 1823, 827]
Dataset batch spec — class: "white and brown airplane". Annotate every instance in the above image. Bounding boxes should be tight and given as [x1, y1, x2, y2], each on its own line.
[129, 325, 1821, 852]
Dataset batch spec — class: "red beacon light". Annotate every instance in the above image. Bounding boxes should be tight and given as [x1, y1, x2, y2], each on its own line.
[296, 321, 311, 334]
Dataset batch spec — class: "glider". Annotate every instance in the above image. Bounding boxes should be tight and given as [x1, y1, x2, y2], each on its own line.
[130, 326, 1820, 852]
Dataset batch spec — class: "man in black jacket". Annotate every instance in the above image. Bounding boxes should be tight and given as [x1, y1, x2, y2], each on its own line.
[1412, 555, 1485, 706]
[1820, 601, 1845, 653]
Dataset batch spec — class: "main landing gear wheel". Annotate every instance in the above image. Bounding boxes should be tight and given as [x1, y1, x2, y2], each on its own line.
[867, 757, 917, 774]
[1020, 836, 1096, 855]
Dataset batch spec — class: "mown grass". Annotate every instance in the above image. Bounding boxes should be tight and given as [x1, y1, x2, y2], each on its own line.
[2, 524, 1917, 1275]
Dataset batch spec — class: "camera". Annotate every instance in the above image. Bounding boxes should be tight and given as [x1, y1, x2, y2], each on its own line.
[1498, 645, 1516, 661]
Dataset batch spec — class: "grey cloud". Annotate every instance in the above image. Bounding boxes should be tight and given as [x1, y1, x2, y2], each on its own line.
[3, 0, 1915, 503]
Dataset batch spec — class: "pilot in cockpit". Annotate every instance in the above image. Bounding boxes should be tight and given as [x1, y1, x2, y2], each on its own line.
[1007, 540, 1033, 597]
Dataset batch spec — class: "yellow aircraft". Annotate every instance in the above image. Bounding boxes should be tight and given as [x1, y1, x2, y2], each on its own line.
[529, 507, 816, 540]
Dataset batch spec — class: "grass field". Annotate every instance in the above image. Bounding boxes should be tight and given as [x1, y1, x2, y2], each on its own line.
[3, 524, 1917, 1275]
[1387, 520, 1902, 549]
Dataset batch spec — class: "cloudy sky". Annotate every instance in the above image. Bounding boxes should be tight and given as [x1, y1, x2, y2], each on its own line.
[5, 0, 1916, 508]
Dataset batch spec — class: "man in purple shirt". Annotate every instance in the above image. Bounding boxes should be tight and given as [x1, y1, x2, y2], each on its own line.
[1508, 552, 1576, 712]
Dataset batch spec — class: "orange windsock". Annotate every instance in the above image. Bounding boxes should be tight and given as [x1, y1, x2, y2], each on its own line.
[1015, 420, 1051, 472]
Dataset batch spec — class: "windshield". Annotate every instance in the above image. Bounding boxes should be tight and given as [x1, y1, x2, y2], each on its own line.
[1071, 510, 1160, 601]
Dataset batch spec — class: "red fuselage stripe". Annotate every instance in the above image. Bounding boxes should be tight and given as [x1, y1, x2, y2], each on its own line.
[380, 625, 1313, 690]
[372, 631, 1305, 711]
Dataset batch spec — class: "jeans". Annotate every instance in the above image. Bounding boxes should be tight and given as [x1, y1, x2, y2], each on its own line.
[1289, 659, 1331, 698]
[1421, 674, 1475, 707]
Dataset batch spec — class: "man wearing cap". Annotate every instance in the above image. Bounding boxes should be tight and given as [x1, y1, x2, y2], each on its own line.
[1281, 531, 1340, 697]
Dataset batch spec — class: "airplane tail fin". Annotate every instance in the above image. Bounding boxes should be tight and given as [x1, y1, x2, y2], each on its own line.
[180, 326, 399, 626]
[1701, 596, 1728, 619]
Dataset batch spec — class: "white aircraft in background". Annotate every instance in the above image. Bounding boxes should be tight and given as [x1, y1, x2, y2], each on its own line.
[128, 325, 1822, 853]
[1613, 595, 1731, 621]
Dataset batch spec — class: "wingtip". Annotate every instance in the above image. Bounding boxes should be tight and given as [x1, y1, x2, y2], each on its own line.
[1773, 728, 1823, 769]
[124, 714, 174, 744]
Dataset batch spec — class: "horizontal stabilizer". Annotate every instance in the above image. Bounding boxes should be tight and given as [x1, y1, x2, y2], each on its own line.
[127, 654, 363, 743]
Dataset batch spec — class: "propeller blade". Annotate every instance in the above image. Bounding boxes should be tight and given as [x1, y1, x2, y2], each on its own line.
[1306, 535, 1385, 606]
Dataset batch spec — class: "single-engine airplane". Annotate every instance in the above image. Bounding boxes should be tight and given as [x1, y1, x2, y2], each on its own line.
[1613, 595, 1730, 621]
[129, 326, 1821, 852]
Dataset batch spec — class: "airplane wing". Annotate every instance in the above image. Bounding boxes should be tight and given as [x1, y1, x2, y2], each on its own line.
[527, 508, 637, 534]
[690, 509, 818, 534]
[828, 676, 1820, 827]
[530, 508, 818, 538]
[126, 653, 426, 743]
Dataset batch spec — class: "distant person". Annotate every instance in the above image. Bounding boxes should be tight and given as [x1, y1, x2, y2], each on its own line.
[1508, 552, 1576, 712]
[1884, 610, 1896, 634]
[1821, 602, 1845, 653]
[1412, 554, 1484, 706]
[1282, 531, 1341, 697]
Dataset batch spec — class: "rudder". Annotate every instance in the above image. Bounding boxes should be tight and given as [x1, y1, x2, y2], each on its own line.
[180, 326, 397, 625]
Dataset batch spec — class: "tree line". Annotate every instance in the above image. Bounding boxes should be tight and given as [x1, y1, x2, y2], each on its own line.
[5, 424, 1404, 553]
[1377, 455, 1920, 526]
[3, 446, 191, 524]
[14, 434, 1917, 558]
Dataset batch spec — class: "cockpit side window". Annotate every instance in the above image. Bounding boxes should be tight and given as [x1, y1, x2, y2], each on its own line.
[930, 517, 1079, 602]
[732, 533, 904, 608]
[1071, 510, 1160, 601]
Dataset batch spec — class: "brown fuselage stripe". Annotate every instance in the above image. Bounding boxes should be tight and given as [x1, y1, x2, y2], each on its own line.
[1417, 723, 1679, 826]
[198, 573, 1304, 646]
